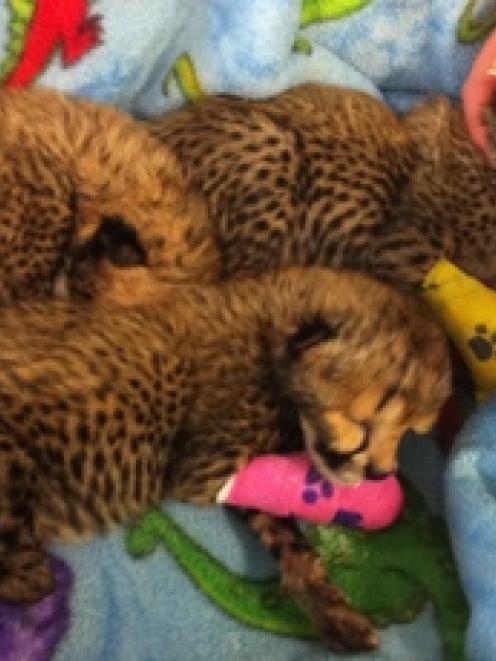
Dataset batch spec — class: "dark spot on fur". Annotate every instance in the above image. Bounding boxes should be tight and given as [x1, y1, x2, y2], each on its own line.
[77, 423, 90, 444]
[103, 474, 114, 501]
[134, 458, 143, 501]
[47, 446, 63, 465]
[135, 411, 146, 425]
[96, 411, 108, 427]
[9, 462, 25, 482]
[0, 528, 20, 547]
[70, 452, 85, 481]
[94, 451, 105, 472]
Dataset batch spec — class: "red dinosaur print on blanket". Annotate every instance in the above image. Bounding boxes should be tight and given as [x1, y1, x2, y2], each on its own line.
[4, 0, 102, 87]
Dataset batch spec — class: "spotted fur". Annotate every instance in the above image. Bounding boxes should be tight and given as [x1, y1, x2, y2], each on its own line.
[0, 267, 449, 650]
[148, 83, 496, 290]
[0, 87, 219, 305]
[0, 86, 455, 651]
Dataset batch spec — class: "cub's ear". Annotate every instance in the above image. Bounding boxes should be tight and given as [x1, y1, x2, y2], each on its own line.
[288, 315, 341, 357]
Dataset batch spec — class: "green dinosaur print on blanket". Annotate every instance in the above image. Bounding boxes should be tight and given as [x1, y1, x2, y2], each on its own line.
[299, 0, 373, 28]
[126, 482, 467, 659]
[458, 0, 496, 43]
[163, 1, 375, 99]
[163, 53, 204, 101]
[0, 0, 36, 78]
[292, 35, 313, 55]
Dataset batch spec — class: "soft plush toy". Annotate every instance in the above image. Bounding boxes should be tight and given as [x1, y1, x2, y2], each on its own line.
[424, 258, 496, 403]
[217, 453, 403, 530]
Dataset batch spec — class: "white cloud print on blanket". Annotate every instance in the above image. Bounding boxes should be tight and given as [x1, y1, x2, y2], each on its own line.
[135, 0, 380, 116]
[0, 0, 481, 116]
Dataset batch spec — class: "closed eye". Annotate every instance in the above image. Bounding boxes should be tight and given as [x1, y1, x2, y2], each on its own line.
[376, 385, 400, 412]
[315, 423, 371, 469]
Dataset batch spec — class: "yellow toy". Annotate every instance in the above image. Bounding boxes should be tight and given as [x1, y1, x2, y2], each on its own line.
[424, 259, 496, 403]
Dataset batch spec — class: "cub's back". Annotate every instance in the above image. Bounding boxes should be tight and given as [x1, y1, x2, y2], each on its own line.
[149, 83, 496, 290]
[148, 85, 412, 280]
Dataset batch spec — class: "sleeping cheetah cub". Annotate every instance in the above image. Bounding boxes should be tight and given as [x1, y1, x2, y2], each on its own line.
[148, 83, 496, 289]
[0, 268, 449, 651]
[0, 87, 218, 305]
[0, 85, 492, 303]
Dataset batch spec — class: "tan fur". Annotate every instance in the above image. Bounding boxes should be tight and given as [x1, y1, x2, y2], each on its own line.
[0, 267, 449, 604]
[0, 84, 489, 298]
[0, 86, 456, 651]
[0, 85, 490, 299]
[0, 87, 219, 304]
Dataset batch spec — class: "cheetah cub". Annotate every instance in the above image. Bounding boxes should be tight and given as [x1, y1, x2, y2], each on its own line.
[0, 86, 491, 304]
[149, 83, 496, 289]
[0, 267, 449, 651]
[0, 87, 218, 305]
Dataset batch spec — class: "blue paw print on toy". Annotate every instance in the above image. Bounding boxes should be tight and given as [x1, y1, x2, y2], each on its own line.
[301, 466, 363, 528]
[302, 466, 334, 504]
[334, 509, 363, 527]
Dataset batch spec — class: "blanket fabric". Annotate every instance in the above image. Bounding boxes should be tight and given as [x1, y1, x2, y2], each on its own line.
[0, 1, 492, 659]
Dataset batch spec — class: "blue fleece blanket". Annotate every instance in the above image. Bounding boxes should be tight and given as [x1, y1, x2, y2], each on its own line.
[0, 1, 491, 659]
[446, 394, 496, 661]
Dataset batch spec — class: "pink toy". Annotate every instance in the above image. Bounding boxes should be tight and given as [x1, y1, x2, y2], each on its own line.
[217, 452, 404, 530]
[463, 28, 496, 159]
